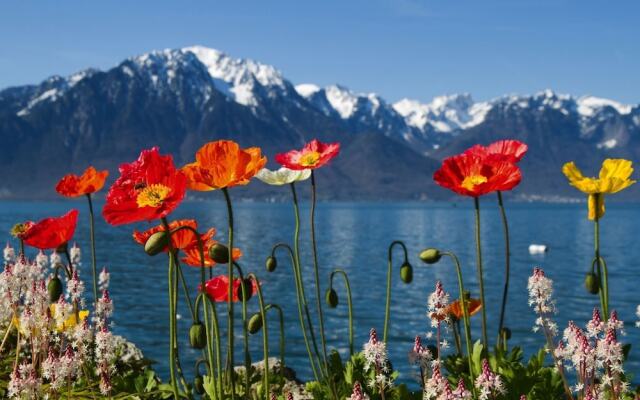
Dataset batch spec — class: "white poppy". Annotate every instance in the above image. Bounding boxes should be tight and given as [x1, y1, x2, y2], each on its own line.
[255, 167, 311, 186]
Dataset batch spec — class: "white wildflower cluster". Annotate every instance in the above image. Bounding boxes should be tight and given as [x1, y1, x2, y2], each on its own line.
[0, 244, 121, 398]
[99, 266, 110, 292]
[348, 381, 370, 400]
[424, 364, 471, 400]
[474, 359, 506, 400]
[427, 281, 450, 328]
[409, 335, 432, 368]
[362, 328, 393, 392]
[527, 267, 558, 336]
[69, 242, 81, 268]
[554, 309, 629, 397]
[4, 243, 16, 265]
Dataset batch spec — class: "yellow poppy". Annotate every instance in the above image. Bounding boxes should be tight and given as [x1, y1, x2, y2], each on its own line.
[562, 159, 636, 220]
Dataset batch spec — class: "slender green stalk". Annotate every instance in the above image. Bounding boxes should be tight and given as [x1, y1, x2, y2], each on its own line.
[271, 243, 320, 380]
[441, 252, 475, 389]
[473, 197, 488, 349]
[496, 191, 510, 348]
[174, 258, 196, 321]
[290, 183, 323, 372]
[308, 174, 329, 369]
[161, 218, 180, 400]
[233, 262, 251, 398]
[329, 269, 354, 355]
[594, 200, 609, 320]
[222, 188, 236, 398]
[384, 241, 408, 343]
[86, 194, 99, 305]
[248, 273, 269, 400]
[265, 304, 286, 381]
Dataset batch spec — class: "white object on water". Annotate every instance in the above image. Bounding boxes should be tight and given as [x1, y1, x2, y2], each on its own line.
[528, 244, 548, 255]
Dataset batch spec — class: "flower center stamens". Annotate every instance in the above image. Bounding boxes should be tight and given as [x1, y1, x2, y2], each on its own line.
[460, 174, 487, 191]
[299, 151, 321, 167]
[136, 184, 171, 208]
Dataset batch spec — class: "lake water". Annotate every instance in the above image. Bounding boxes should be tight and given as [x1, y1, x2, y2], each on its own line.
[2, 199, 639, 387]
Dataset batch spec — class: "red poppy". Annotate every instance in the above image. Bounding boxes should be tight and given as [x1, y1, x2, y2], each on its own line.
[433, 153, 522, 197]
[200, 275, 257, 302]
[447, 298, 483, 320]
[182, 238, 243, 267]
[102, 147, 186, 226]
[464, 140, 528, 163]
[133, 219, 216, 251]
[275, 139, 340, 170]
[22, 210, 79, 250]
[56, 166, 109, 197]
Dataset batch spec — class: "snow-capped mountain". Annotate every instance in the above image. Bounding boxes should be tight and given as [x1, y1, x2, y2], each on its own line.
[1, 45, 639, 200]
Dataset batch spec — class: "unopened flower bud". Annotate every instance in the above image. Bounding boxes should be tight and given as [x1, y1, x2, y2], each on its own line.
[584, 272, 600, 294]
[400, 262, 413, 283]
[48, 276, 63, 303]
[209, 243, 229, 264]
[325, 288, 338, 308]
[144, 231, 169, 256]
[189, 322, 207, 349]
[265, 256, 277, 272]
[194, 374, 205, 394]
[248, 313, 263, 334]
[419, 248, 441, 264]
[237, 279, 253, 301]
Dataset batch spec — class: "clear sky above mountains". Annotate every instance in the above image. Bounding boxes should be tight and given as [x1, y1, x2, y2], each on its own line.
[0, 0, 638, 104]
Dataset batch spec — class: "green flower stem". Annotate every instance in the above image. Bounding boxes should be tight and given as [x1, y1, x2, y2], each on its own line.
[248, 273, 269, 400]
[451, 320, 462, 356]
[174, 257, 196, 322]
[271, 243, 321, 381]
[593, 203, 609, 320]
[161, 218, 180, 400]
[85, 194, 99, 305]
[290, 183, 324, 373]
[473, 197, 488, 349]
[441, 252, 475, 388]
[221, 188, 236, 398]
[384, 241, 408, 343]
[329, 269, 354, 356]
[308, 174, 330, 373]
[265, 304, 286, 382]
[496, 191, 510, 348]
[232, 262, 251, 397]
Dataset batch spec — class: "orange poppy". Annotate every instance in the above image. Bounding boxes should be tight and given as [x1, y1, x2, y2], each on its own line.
[433, 152, 522, 197]
[181, 238, 243, 267]
[132, 219, 216, 252]
[56, 166, 109, 197]
[447, 298, 482, 320]
[181, 140, 266, 191]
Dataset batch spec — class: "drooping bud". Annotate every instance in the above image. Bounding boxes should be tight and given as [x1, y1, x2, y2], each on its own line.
[55, 242, 68, 254]
[144, 231, 169, 256]
[325, 288, 338, 308]
[265, 256, 277, 272]
[193, 373, 205, 394]
[400, 262, 413, 283]
[501, 327, 512, 340]
[189, 322, 207, 349]
[237, 278, 253, 301]
[584, 272, 599, 294]
[419, 248, 441, 264]
[209, 243, 230, 264]
[248, 313, 263, 334]
[47, 276, 63, 303]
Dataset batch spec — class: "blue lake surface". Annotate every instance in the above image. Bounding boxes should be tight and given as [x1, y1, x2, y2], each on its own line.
[2, 199, 639, 386]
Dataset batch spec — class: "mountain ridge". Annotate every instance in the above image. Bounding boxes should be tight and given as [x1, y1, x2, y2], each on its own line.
[1, 46, 639, 200]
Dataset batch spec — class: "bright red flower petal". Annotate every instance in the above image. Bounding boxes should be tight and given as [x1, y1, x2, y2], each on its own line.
[464, 140, 528, 163]
[133, 219, 204, 251]
[102, 147, 186, 226]
[275, 139, 340, 170]
[22, 210, 79, 249]
[433, 153, 522, 197]
[200, 275, 257, 302]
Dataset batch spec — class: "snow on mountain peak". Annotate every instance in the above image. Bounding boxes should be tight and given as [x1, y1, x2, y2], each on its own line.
[324, 85, 361, 119]
[393, 94, 489, 133]
[577, 96, 633, 117]
[295, 83, 321, 97]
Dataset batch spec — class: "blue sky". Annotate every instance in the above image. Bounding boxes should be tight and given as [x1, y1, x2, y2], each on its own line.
[0, 0, 638, 103]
